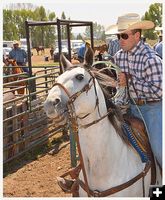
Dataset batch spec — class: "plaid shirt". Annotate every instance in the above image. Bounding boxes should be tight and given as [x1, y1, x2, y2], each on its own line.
[115, 40, 162, 101]
[108, 39, 120, 56]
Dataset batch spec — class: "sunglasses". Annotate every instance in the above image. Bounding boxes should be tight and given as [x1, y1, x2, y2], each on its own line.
[117, 33, 131, 40]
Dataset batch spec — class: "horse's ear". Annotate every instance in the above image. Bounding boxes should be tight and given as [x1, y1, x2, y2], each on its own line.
[84, 47, 94, 67]
[60, 53, 72, 71]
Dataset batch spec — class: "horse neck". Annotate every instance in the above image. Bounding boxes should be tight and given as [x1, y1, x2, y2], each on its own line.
[77, 85, 142, 184]
[77, 85, 125, 163]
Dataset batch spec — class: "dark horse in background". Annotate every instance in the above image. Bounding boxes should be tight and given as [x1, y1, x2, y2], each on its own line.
[35, 46, 45, 55]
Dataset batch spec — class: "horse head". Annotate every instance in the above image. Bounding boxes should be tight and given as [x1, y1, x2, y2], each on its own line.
[44, 47, 107, 122]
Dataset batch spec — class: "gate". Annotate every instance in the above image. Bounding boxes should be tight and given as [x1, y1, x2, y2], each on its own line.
[3, 66, 65, 164]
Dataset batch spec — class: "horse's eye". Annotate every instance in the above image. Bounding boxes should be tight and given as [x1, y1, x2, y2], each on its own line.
[75, 74, 84, 81]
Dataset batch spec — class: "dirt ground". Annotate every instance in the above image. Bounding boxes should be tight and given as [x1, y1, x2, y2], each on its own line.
[3, 139, 72, 197]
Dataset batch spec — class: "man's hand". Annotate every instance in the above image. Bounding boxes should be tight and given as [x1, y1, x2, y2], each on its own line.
[118, 72, 127, 87]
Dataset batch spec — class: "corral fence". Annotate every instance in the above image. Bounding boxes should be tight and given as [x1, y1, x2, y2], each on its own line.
[3, 66, 69, 164]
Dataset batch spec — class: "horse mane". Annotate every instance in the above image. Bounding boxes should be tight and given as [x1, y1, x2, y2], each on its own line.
[90, 67, 130, 145]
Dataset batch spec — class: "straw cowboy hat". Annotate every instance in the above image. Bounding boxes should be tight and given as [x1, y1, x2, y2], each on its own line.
[106, 13, 155, 34]
[13, 40, 19, 45]
[81, 38, 91, 46]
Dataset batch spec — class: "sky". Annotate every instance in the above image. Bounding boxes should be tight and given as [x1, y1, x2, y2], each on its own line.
[2, 0, 163, 33]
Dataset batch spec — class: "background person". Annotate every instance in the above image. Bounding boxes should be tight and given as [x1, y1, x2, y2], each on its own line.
[153, 27, 162, 50]
[153, 28, 163, 59]
[78, 41, 90, 63]
[107, 13, 162, 168]
[155, 41, 162, 59]
[50, 46, 54, 60]
[9, 40, 28, 73]
[108, 36, 120, 56]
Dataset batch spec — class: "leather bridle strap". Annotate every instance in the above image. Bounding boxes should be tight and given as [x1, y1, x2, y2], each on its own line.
[77, 161, 151, 197]
[68, 77, 93, 104]
[79, 108, 114, 129]
[53, 82, 71, 97]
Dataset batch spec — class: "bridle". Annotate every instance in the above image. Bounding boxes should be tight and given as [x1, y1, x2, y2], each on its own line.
[52, 66, 114, 127]
[52, 65, 151, 197]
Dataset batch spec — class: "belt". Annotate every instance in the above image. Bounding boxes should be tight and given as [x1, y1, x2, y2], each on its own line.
[131, 99, 160, 106]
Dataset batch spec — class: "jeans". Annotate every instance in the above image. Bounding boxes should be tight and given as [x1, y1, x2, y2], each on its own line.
[129, 101, 162, 167]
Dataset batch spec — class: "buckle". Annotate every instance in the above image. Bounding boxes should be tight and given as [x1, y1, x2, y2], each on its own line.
[137, 99, 146, 106]
[93, 190, 101, 197]
[133, 99, 146, 106]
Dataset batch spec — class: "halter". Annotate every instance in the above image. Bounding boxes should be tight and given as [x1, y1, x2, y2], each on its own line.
[52, 65, 151, 197]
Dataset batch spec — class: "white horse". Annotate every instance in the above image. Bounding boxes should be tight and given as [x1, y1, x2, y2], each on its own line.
[44, 47, 161, 197]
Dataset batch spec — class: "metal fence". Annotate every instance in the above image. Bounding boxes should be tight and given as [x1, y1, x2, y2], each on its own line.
[3, 66, 67, 164]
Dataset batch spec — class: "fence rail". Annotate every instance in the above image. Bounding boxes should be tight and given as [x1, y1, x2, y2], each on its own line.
[3, 66, 67, 164]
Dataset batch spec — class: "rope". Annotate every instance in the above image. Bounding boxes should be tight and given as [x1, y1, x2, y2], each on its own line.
[129, 97, 150, 137]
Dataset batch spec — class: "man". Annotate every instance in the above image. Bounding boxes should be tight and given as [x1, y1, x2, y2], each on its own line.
[107, 13, 162, 167]
[108, 37, 120, 56]
[153, 28, 163, 59]
[155, 41, 162, 58]
[78, 41, 90, 63]
[153, 27, 162, 50]
[9, 40, 28, 72]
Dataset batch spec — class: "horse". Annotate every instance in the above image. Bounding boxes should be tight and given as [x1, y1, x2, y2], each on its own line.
[44, 47, 161, 197]
[3, 59, 26, 95]
[35, 46, 45, 55]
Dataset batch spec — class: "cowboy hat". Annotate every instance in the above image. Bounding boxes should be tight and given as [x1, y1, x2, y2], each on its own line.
[84, 40, 91, 46]
[106, 13, 155, 34]
[81, 37, 91, 46]
[13, 40, 19, 45]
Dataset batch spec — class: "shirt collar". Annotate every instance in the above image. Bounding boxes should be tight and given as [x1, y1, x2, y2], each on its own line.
[128, 40, 143, 56]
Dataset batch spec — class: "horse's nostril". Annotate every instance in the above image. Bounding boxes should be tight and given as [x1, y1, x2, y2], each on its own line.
[53, 98, 61, 106]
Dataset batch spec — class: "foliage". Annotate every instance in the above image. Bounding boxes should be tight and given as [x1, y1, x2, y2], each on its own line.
[84, 22, 106, 40]
[3, 4, 77, 47]
[142, 3, 162, 40]
[3, 5, 62, 47]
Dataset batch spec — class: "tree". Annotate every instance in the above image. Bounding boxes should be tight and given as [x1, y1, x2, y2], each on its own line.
[45, 12, 56, 47]
[61, 11, 67, 39]
[84, 22, 105, 41]
[142, 3, 162, 40]
[3, 4, 57, 47]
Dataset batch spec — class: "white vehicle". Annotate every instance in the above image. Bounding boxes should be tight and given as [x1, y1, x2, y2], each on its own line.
[3, 41, 13, 48]
[3, 47, 12, 58]
[20, 38, 27, 46]
[71, 40, 83, 55]
[53, 45, 69, 62]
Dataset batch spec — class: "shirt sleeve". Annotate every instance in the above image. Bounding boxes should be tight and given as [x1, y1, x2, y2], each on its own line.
[108, 41, 112, 55]
[132, 56, 162, 99]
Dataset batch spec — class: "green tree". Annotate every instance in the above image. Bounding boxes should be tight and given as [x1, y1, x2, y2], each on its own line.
[142, 3, 162, 40]
[84, 22, 105, 41]
[3, 5, 57, 47]
[61, 11, 67, 39]
[3, 9, 17, 40]
[33, 6, 47, 46]
[45, 12, 56, 47]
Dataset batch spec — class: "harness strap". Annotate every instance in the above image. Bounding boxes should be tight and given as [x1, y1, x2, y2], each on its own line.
[78, 161, 151, 197]
[60, 163, 81, 179]
[79, 108, 114, 129]
[69, 77, 93, 103]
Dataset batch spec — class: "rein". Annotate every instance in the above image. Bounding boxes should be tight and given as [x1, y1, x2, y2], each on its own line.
[53, 65, 151, 197]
